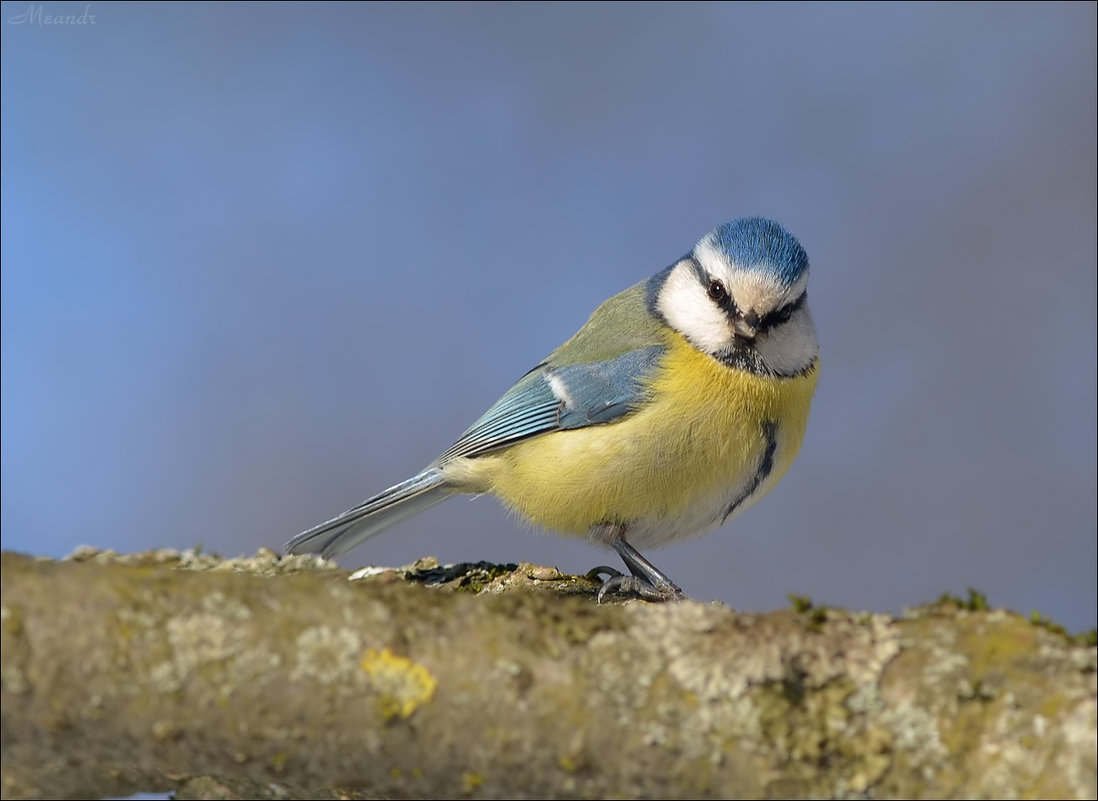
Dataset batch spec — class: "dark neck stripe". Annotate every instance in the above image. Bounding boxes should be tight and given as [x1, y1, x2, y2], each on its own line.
[722, 420, 777, 523]
[714, 348, 818, 379]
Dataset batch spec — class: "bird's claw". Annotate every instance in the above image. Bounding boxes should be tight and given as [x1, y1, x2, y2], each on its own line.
[587, 565, 686, 603]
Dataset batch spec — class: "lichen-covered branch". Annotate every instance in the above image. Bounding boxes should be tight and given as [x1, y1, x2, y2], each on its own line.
[1, 549, 1094, 800]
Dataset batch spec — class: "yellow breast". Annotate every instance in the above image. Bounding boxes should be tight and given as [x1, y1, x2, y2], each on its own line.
[450, 332, 818, 541]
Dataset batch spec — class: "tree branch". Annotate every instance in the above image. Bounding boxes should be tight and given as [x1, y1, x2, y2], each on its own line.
[1, 549, 1094, 799]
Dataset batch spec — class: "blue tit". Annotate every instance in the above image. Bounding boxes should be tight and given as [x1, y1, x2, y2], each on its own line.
[284, 217, 819, 601]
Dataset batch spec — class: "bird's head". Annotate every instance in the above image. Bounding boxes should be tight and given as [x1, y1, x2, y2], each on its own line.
[651, 217, 818, 377]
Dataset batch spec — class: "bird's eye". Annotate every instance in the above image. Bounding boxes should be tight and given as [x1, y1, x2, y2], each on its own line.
[765, 294, 806, 328]
[706, 279, 728, 303]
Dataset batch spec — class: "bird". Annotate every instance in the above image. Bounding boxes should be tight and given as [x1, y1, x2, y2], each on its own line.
[284, 217, 819, 601]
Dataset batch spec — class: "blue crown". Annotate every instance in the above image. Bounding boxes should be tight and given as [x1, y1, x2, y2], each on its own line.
[704, 217, 808, 286]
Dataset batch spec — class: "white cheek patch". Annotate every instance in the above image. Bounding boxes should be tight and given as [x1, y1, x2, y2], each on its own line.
[755, 304, 819, 375]
[656, 263, 734, 354]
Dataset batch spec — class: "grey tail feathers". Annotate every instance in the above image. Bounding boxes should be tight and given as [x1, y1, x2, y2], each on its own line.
[283, 468, 452, 560]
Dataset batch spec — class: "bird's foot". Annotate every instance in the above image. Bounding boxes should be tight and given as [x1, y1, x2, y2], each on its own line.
[586, 565, 686, 603]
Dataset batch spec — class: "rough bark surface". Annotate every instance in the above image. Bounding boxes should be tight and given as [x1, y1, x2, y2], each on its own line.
[1, 548, 1094, 800]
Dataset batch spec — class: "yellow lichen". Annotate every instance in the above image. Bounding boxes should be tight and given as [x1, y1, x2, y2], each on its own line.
[360, 648, 437, 721]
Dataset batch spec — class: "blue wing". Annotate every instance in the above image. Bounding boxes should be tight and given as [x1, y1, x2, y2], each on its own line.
[435, 345, 665, 463]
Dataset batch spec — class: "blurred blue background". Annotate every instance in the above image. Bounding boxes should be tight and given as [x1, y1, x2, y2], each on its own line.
[2, 2, 1095, 631]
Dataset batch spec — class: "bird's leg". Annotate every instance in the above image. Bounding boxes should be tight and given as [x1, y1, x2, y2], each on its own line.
[585, 524, 686, 602]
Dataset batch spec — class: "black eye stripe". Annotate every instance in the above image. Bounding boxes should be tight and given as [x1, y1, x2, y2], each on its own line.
[703, 276, 739, 315]
[759, 292, 806, 330]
